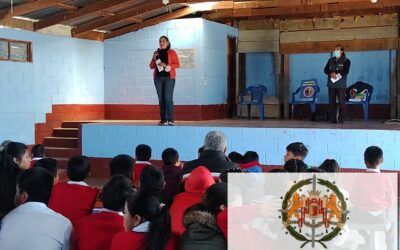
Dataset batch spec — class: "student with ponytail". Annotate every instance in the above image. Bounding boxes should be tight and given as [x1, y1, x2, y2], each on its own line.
[110, 192, 178, 250]
[0, 142, 30, 220]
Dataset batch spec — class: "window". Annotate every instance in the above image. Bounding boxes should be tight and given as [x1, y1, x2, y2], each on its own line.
[0, 38, 32, 62]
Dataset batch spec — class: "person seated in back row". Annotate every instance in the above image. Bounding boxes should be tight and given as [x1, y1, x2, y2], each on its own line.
[183, 131, 238, 178]
[35, 158, 59, 184]
[48, 156, 99, 227]
[109, 154, 134, 181]
[0, 168, 72, 250]
[30, 144, 45, 168]
[161, 148, 183, 206]
[240, 151, 262, 173]
[73, 175, 134, 250]
[181, 203, 226, 250]
[132, 144, 152, 188]
[284, 142, 311, 170]
[111, 191, 179, 250]
[170, 166, 215, 235]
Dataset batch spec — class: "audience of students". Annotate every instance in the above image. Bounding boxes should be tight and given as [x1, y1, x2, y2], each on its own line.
[183, 131, 238, 177]
[73, 175, 134, 250]
[132, 144, 152, 188]
[161, 148, 183, 206]
[0, 167, 72, 249]
[111, 191, 178, 250]
[109, 154, 134, 180]
[35, 158, 59, 183]
[0, 142, 30, 220]
[170, 166, 215, 235]
[30, 144, 45, 168]
[49, 156, 99, 227]
[0, 134, 394, 250]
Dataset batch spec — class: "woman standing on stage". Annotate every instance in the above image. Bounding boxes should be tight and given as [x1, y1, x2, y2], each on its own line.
[150, 36, 180, 126]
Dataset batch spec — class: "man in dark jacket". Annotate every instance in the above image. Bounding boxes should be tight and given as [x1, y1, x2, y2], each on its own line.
[324, 45, 351, 124]
[183, 131, 238, 177]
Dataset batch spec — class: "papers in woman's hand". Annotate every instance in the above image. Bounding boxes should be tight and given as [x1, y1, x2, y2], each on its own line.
[156, 59, 164, 72]
[331, 73, 342, 83]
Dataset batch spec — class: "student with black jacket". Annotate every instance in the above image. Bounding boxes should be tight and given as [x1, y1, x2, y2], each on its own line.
[324, 45, 351, 124]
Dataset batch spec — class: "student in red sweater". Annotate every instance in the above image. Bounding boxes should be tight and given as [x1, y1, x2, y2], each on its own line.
[48, 156, 99, 227]
[170, 166, 215, 235]
[74, 175, 134, 250]
[202, 183, 228, 239]
[111, 192, 178, 250]
[161, 148, 183, 206]
[132, 144, 152, 188]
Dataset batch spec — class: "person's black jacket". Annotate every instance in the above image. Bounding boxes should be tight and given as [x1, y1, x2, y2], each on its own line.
[181, 210, 226, 250]
[183, 150, 238, 175]
[324, 55, 351, 89]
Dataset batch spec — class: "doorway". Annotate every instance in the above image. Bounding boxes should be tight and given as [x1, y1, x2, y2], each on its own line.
[227, 36, 237, 118]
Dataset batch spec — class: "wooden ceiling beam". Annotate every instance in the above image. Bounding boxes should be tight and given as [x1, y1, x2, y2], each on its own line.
[71, 0, 166, 36]
[34, 0, 134, 30]
[0, 0, 68, 20]
[56, 3, 78, 11]
[104, 7, 194, 39]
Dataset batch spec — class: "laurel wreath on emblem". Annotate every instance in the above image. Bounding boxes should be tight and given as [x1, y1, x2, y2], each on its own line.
[281, 178, 348, 249]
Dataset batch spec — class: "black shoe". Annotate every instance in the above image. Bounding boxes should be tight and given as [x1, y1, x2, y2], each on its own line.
[338, 120, 344, 124]
[158, 120, 167, 125]
[329, 120, 337, 124]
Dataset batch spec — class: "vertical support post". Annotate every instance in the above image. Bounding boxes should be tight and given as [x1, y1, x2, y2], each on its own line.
[283, 54, 290, 119]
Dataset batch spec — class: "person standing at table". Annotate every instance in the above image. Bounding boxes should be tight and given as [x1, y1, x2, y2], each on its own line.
[324, 45, 351, 124]
[150, 36, 180, 126]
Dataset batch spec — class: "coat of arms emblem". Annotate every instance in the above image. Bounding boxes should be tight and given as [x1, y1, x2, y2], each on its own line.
[281, 175, 349, 248]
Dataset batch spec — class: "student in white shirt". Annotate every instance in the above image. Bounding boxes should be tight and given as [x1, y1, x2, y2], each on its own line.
[0, 167, 72, 250]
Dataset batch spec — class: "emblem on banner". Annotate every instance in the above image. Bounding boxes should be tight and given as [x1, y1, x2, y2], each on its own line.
[280, 175, 349, 248]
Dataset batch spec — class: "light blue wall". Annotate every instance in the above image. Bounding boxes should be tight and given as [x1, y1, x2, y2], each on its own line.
[82, 124, 400, 170]
[104, 18, 238, 105]
[0, 28, 104, 144]
[289, 51, 392, 104]
[245, 53, 276, 96]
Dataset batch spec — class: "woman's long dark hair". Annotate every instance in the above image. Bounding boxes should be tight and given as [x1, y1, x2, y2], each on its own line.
[127, 192, 171, 250]
[0, 148, 22, 219]
[6, 142, 27, 162]
[159, 36, 171, 50]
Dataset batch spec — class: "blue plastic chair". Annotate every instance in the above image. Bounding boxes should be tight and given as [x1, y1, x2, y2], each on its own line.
[291, 79, 320, 119]
[346, 84, 373, 122]
[239, 84, 268, 120]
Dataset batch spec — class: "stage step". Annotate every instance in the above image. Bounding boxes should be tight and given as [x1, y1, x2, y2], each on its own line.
[43, 137, 78, 148]
[61, 121, 92, 129]
[52, 128, 78, 138]
[45, 147, 80, 158]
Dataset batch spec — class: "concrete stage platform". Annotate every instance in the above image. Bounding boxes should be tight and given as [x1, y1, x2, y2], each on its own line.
[81, 119, 400, 176]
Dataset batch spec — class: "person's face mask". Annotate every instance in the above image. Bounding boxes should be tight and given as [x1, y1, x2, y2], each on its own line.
[333, 50, 341, 58]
